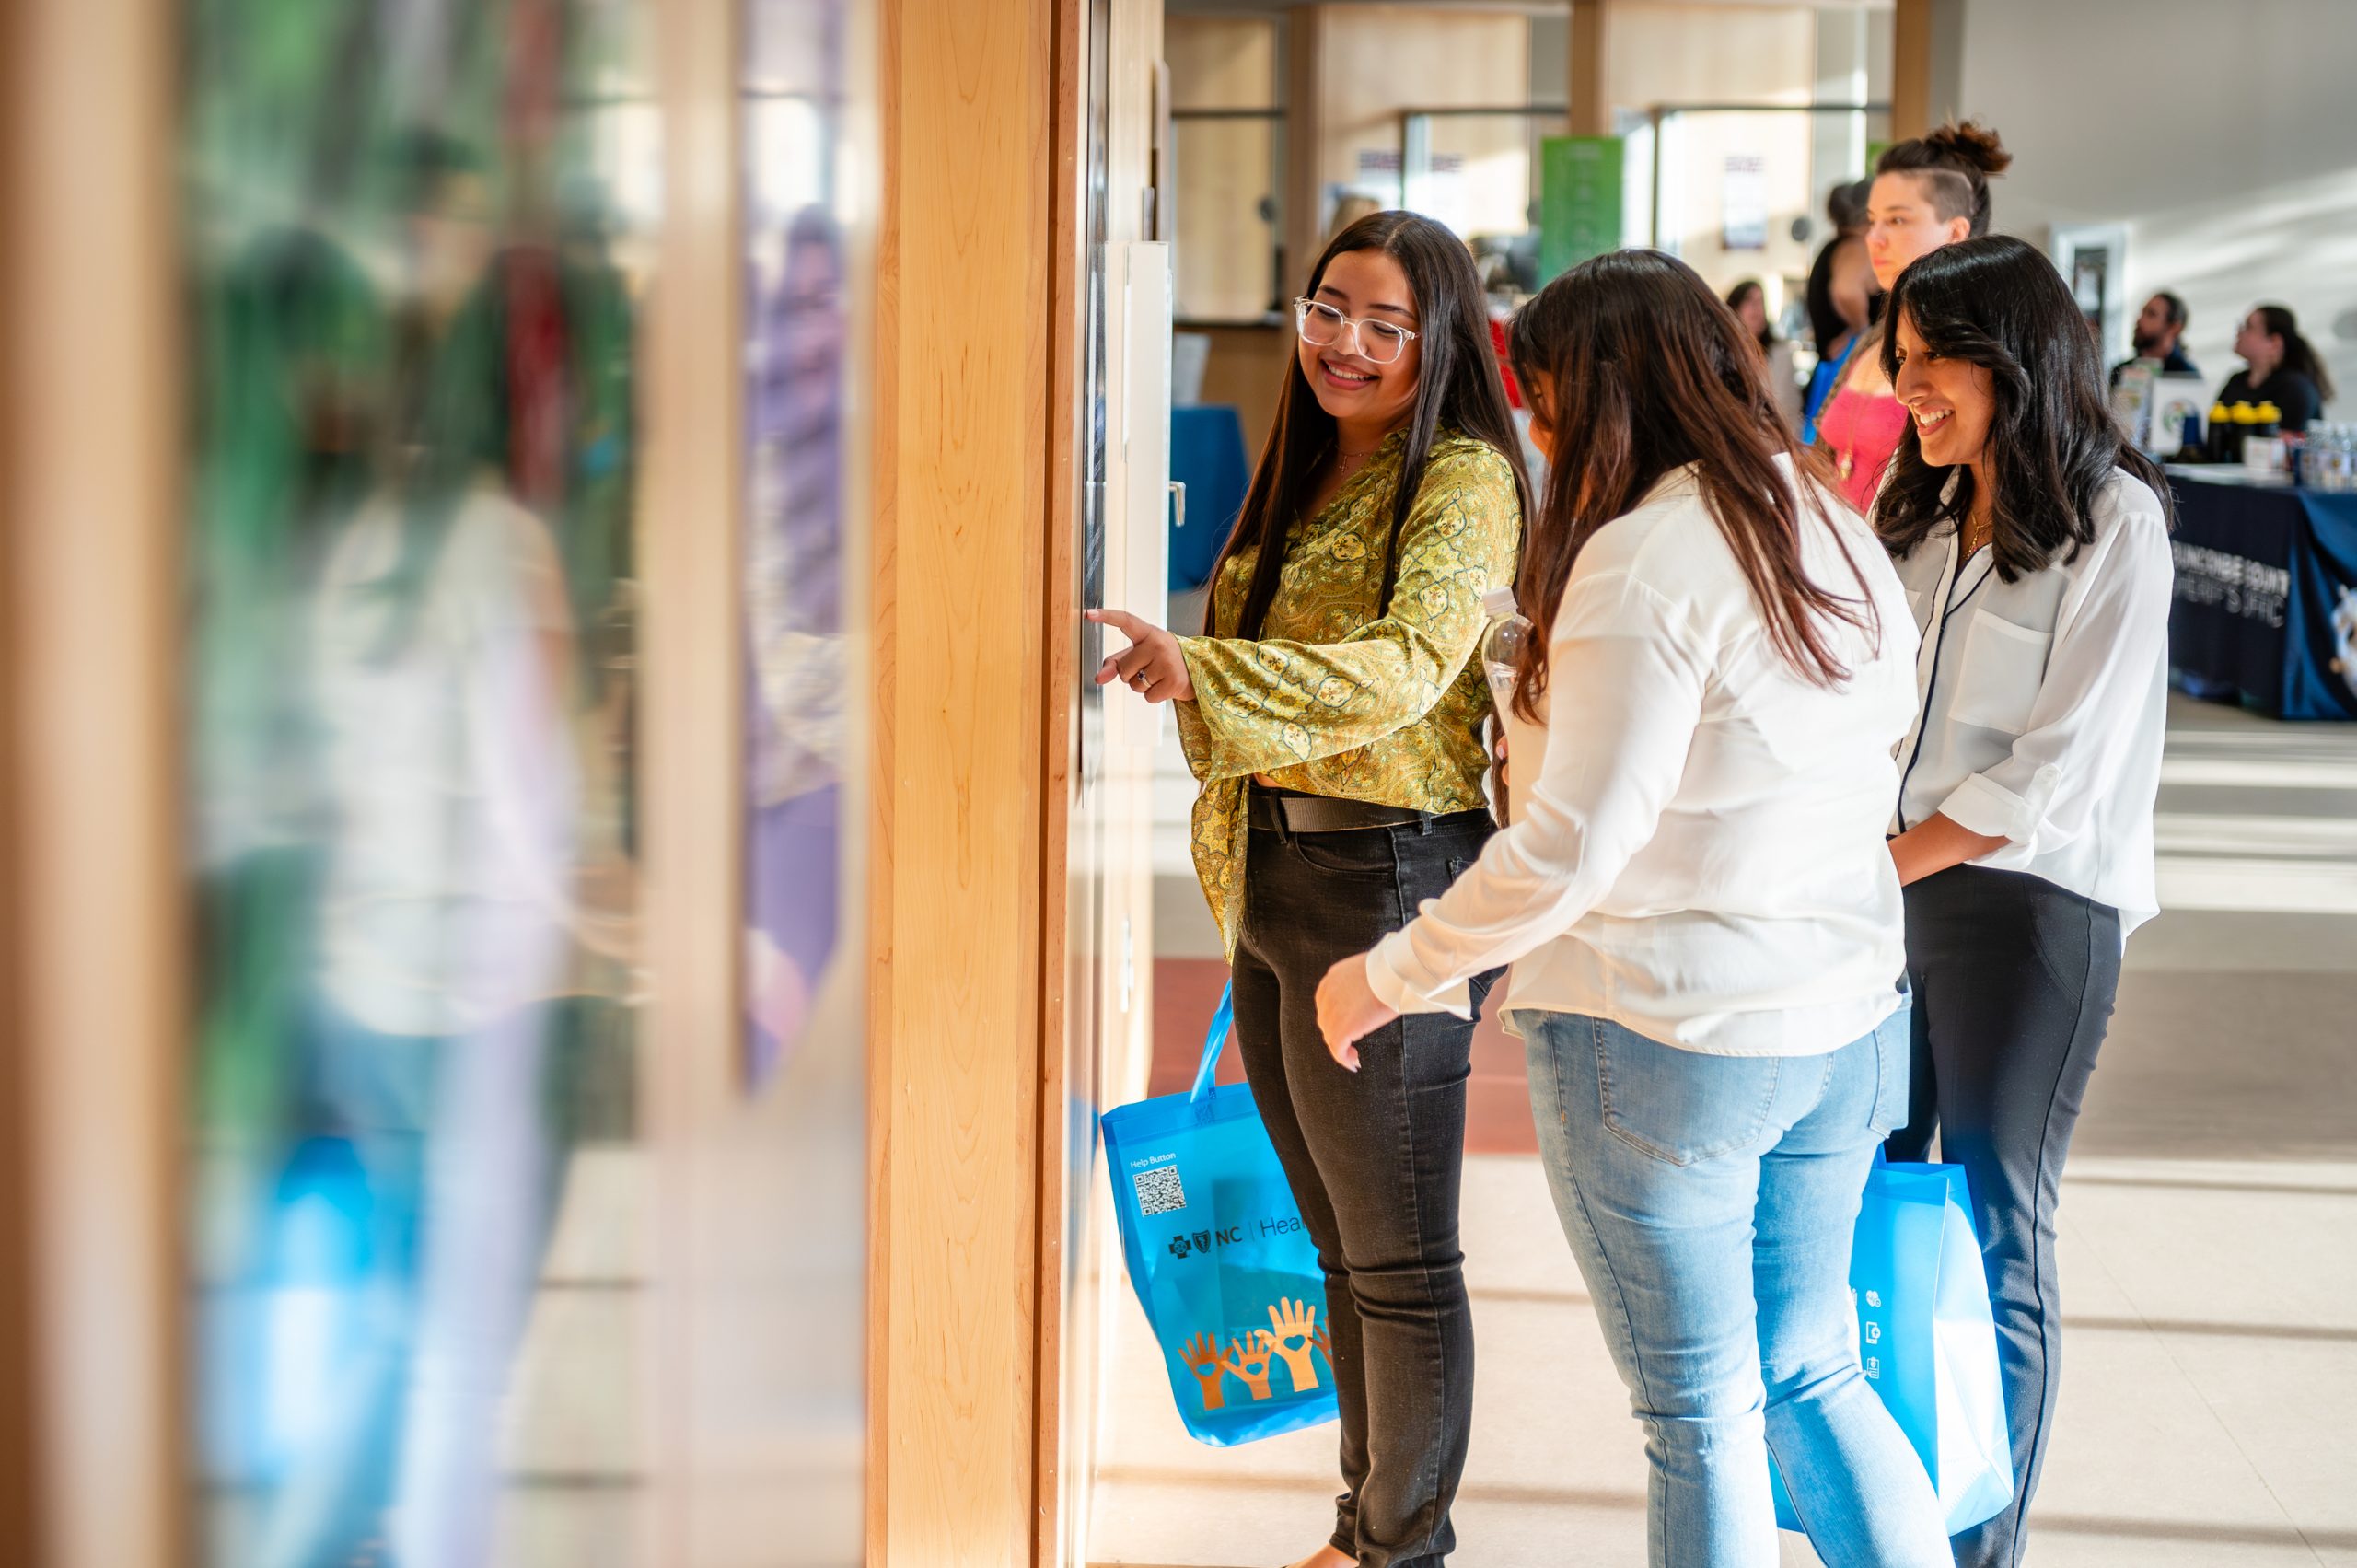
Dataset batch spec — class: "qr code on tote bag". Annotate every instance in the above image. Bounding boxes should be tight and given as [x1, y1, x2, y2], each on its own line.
[1133, 1164, 1187, 1217]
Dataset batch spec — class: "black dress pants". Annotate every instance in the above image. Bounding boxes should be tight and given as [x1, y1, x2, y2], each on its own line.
[1884, 865, 2121, 1568]
[1230, 802, 1495, 1568]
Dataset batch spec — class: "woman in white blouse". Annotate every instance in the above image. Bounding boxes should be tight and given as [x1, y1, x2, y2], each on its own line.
[1318, 250, 1950, 1567]
[1873, 235, 2173, 1568]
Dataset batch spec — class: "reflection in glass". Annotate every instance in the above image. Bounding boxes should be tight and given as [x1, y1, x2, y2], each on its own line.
[182, 1, 652, 1562]
[744, 87, 849, 1079]
[733, 2, 868, 1560]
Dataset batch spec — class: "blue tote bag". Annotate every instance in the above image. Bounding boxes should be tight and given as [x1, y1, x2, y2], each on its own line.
[1772, 1156, 2015, 1536]
[1100, 983, 1340, 1446]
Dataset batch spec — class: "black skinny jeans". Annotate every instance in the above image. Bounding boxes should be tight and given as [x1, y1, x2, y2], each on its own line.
[1231, 799, 1496, 1568]
[1884, 865, 2121, 1568]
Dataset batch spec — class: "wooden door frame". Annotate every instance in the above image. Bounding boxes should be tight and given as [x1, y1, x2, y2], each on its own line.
[1037, 0, 1091, 1558]
[866, 0, 1064, 1562]
[0, 0, 189, 1562]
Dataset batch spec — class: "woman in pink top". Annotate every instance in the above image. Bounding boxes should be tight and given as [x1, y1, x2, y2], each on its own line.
[1816, 122, 2011, 508]
[1817, 381, 1914, 510]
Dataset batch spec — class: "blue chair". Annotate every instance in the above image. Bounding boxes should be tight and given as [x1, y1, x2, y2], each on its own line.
[1170, 404, 1251, 591]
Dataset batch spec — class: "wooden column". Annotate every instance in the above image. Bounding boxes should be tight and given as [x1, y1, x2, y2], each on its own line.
[870, 0, 1056, 1561]
[1570, 0, 1613, 138]
[1893, 0, 1933, 142]
[0, 0, 187, 1562]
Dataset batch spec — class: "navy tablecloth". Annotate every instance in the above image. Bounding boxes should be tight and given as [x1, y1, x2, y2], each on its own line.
[2168, 473, 2357, 720]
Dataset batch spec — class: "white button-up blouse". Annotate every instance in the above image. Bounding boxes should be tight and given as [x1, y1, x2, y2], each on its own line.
[1367, 459, 1922, 1057]
[1886, 469, 2174, 935]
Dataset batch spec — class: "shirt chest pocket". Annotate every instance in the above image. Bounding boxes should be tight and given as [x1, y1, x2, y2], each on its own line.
[1946, 608, 2053, 734]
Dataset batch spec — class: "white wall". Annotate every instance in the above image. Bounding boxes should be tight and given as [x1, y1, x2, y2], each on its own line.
[1956, 0, 2357, 409]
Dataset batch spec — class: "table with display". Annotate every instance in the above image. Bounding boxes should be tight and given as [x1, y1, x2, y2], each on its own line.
[2165, 468, 2357, 720]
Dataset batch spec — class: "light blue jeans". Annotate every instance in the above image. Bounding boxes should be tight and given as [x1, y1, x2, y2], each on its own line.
[1519, 1005, 1951, 1568]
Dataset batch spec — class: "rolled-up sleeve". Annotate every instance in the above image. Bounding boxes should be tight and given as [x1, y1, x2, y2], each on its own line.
[1369, 569, 1707, 1012]
[1935, 495, 2174, 850]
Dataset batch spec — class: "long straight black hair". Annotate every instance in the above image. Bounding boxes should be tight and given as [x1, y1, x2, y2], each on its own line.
[1875, 235, 2170, 581]
[1210, 211, 1531, 638]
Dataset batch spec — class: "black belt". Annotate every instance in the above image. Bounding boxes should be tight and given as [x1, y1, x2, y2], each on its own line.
[1248, 788, 1479, 835]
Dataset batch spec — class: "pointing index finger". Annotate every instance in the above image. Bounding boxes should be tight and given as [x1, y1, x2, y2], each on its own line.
[1086, 607, 1146, 641]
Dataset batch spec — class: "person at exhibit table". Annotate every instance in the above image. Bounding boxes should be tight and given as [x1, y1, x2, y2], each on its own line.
[2217, 303, 2334, 434]
[1815, 122, 2012, 510]
[2108, 290, 2199, 387]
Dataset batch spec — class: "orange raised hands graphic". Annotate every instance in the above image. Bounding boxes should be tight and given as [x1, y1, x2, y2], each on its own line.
[1180, 1332, 1227, 1411]
[1265, 1299, 1323, 1392]
[1215, 1331, 1278, 1401]
[1311, 1323, 1333, 1365]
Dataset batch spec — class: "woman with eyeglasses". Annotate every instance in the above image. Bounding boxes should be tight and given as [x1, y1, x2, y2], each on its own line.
[1878, 236, 2172, 1568]
[1088, 209, 1527, 1568]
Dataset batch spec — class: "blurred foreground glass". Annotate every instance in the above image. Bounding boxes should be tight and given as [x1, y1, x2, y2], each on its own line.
[181, 1, 655, 1562]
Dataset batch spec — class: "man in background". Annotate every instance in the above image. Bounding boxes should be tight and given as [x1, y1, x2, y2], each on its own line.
[2112, 290, 2200, 384]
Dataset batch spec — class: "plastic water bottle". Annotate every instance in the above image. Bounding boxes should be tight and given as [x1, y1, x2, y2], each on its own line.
[1478, 586, 1531, 824]
[1480, 586, 1532, 712]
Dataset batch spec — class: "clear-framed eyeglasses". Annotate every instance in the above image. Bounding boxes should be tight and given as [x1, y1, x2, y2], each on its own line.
[1293, 297, 1419, 366]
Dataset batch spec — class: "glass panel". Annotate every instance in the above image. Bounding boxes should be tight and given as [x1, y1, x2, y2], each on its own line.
[744, 0, 852, 1086]
[1401, 111, 1564, 296]
[180, 0, 656, 1561]
[1659, 109, 1833, 282]
[1173, 115, 1283, 321]
[737, 0, 871, 1553]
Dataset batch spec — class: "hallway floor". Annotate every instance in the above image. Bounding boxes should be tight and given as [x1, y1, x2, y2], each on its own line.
[1094, 695, 2357, 1567]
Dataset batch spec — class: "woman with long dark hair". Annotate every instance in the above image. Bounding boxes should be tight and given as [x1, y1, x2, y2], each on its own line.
[1726, 277, 1802, 432]
[1090, 210, 1527, 1568]
[2220, 302, 2336, 433]
[1317, 250, 1946, 1567]
[1816, 122, 2011, 508]
[1876, 235, 2174, 1568]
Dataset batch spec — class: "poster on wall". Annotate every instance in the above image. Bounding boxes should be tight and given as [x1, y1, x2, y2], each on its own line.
[1539, 136, 1624, 282]
[1721, 155, 1767, 250]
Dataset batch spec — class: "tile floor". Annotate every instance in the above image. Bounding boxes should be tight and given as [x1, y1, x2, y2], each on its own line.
[1095, 695, 2357, 1567]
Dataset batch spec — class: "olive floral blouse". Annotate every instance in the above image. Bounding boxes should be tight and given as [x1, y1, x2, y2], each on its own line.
[1175, 428, 1523, 958]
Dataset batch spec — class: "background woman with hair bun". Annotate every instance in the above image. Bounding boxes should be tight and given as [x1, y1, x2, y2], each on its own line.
[1814, 121, 2012, 510]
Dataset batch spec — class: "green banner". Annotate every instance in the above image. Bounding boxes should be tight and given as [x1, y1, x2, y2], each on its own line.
[1540, 135, 1624, 282]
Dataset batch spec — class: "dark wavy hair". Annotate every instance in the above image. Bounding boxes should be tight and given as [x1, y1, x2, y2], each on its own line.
[1875, 235, 2171, 580]
[1504, 250, 1878, 719]
[2250, 303, 2338, 402]
[1211, 211, 1532, 637]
